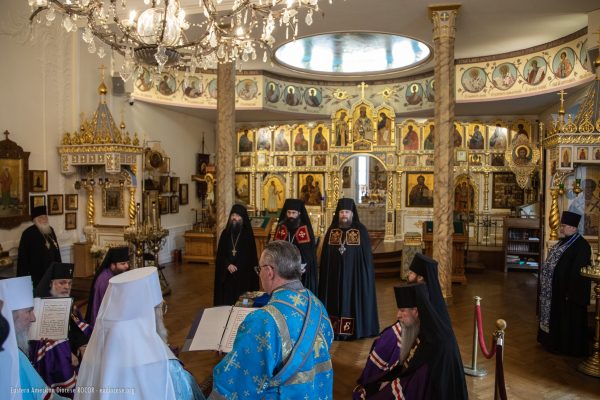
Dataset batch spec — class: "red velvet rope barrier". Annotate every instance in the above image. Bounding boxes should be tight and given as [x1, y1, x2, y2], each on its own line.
[495, 343, 508, 400]
[475, 303, 497, 359]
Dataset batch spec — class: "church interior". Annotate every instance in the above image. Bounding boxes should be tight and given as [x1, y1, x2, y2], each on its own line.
[2, 0, 600, 397]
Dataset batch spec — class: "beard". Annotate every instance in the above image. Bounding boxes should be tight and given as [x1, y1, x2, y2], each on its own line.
[155, 307, 169, 344]
[339, 217, 352, 229]
[16, 329, 30, 354]
[34, 220, 52, 235]
[399, 321, 420, 363]
[285, 216, 301, 231]
[230, 219, 242, 233]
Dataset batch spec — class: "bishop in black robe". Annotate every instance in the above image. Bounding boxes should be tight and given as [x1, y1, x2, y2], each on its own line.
[213, 204, 259, 306]
[318, 198, 379, 339]
[273, 199, 318, 293]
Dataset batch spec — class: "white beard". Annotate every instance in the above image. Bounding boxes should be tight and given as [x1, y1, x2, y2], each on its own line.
[34, 220, 52, 235]
[16, 329, 30, 354]
[155, 307, 169, 344]
[399, 321, 419, 363]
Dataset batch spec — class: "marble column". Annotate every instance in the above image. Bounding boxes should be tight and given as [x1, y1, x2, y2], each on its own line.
[216, 61, 236, 236]
[429, 5, 460, 301]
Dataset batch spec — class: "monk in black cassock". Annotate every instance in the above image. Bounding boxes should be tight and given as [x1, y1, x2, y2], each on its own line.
[318, 198, 379, 339]
[17, 206, 62, 287]
[272, 199, 318, 293]
[538, 210, 591, 356]
[354, 283, 467, 399]
[214, 204, 259, 306]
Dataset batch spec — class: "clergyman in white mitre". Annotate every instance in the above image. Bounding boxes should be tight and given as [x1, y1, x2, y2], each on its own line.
[0, 276, 68, 400]
[76, 267, 204, 400]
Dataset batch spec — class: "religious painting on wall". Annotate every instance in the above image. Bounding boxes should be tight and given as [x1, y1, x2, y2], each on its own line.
[159, 196, 169, 215]
[304, 87, 322, 108]
[491, 172, 524, 209]
[576, 147, 589, 161]
[461, 67, 486, 93]
[523, 56, 547, 86]
[295, 155, 307, 167]
[406, 172, 434, 208]
[298, 173, 324, 206]
[262, 175, 285, 213]
[491, 154, 505, 166]
[311, 124, 329, 151]
[594, 147, 600, 161]
[342, 166, 351, 189]
[292, 125, 309, 151]
[239, 155, 251, 167]
[273, 126, 290, 151]
[469, 154, 483, 166]
[183, 76, 203, 99]
[179, 184, 188, 205]
[256, 127, 272, 151]
[488, 122, 508, 150]
[552, 47, 575, 79]
[510, 120, 531, 143]
[403, 155, 418, 167]
[333, 109, 350, 147]
[156, 73, 177, 96]
[275, 156, 288, 167]
[376, 108, 394, 146]
[65, 194, 78, 210]
[47, 194, 63, 215]
[491, 63, 517, 91]
[65, 212, 76, 230]
[405, 83, 424, 105]
[564, 167, 600, 236]
[453, 123, 464, 148]
[236, 79, 259, 101]
[400, 120, 420, 151]
[103, 187, 124, 218]
[559, 146, 572, 169]
[135, 67, 152, 92]
[265, 81, 281, 103]
[30, 195, 45, 211]
[467, 122, 486, 150]
[511, 143, 533, 166]
[170, 196, 179, 213]
[30, 170, 47, 192]
[234, 173, 250, 205]
[283, 85, 301, 106]
[314, 155, 327, 167]
[0, 132, 31, 228]
[237, 129, 254, 153]
[351, 104, 375, 142]
[423, 122, 435, 150]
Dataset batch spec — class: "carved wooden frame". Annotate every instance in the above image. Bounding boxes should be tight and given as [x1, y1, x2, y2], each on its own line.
[0, 131, 30, 229]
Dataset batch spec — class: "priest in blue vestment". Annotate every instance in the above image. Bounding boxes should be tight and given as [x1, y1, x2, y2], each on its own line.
[84, 246, 130, 327]
[29, 263, 91, 397]
[210, 240, 334, 399]
[0, 276, 68, 400]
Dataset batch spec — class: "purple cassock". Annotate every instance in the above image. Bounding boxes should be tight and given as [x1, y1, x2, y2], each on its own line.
[353, 321, 430, 400]
[85, 246, 130, 327]
[29, 306, 92, 398]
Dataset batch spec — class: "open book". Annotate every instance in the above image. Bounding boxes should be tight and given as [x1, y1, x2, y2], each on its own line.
[188, 306, 257, 353]
[28, 297, 73, 341]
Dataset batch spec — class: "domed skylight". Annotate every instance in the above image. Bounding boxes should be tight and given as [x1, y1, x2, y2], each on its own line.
[274, 32, 431, 75]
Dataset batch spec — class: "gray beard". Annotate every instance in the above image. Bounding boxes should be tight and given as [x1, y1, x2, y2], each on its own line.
[16, 329, 30, 354]
[34, 221, 52, 235]
[49, 287, 69, 298]
[155, 307, 169, 344]
[399, 321, 419, 363]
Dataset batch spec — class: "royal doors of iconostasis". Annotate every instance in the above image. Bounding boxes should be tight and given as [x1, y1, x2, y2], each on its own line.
[335, 153, 396, 241]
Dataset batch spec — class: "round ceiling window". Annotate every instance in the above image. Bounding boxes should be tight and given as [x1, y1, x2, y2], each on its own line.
[274, 32, 431, 75]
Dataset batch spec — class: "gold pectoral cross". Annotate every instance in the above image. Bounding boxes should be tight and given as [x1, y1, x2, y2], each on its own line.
[232, 249, 237, 256]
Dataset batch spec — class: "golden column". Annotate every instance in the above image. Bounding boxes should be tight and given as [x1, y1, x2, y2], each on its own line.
[85, 185, 95, 226]
[548, 188, 560, 240]
[429, 5, 460, 300]
[216, 61, 236, 236]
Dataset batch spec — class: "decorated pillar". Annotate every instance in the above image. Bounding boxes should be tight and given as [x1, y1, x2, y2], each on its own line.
[429, 5, 460, 300]
[216, 61, 236, 236]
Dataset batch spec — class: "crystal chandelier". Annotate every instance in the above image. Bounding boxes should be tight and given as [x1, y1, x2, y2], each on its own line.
[28, 0, 328, 80]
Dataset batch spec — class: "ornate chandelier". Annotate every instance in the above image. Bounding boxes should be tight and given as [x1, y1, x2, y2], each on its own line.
[28, 0, 329, 80]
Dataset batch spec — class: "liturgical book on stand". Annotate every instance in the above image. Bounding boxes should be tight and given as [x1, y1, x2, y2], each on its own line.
[188, 306, 257, 353]
[28, 297, 73, 340]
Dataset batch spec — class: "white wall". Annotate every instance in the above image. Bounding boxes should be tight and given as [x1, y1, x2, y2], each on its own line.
[0, 0, 215, 264]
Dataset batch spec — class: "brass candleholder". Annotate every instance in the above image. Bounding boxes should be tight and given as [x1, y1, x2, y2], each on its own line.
[578, 261, 600, 378]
